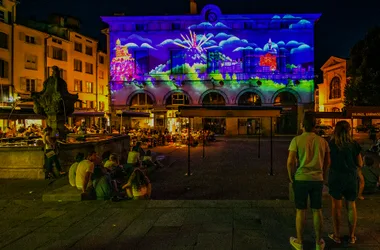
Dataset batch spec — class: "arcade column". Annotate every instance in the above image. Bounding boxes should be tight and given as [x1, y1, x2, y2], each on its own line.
[297, 104, 304, 132]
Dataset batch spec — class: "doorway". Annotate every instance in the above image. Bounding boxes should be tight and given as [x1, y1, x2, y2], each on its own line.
[204, 118, 226, 135]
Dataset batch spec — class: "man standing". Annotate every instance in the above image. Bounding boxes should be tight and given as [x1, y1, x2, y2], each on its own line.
[287, 112, 330, 250]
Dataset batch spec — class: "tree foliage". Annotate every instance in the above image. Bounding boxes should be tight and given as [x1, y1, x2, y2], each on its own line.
[345, 26, 380, 106]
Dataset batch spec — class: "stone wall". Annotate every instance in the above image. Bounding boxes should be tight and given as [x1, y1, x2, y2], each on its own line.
[0, 135, 130, 179]
[58, 135, 130, 170]
[0, 146, 45, 179]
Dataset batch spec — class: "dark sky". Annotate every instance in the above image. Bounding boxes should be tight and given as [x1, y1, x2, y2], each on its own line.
[17, 0, 380, 71]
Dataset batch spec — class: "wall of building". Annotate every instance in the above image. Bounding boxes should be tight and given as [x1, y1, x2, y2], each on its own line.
[102, 5, 319, 134]
[0, 0, 16, 105]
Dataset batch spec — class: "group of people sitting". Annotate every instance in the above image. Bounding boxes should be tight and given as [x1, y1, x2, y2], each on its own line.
[68, 142, 163, 201]
[358, 155, 380, 199]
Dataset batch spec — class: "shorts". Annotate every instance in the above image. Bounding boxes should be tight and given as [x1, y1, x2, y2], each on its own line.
[328, 173, 358, 201]
[293, 180, 323, 210]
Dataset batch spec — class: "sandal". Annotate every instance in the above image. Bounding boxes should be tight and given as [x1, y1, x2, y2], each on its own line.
[328, 233, 341, 244]
[349, 236, 357, 244]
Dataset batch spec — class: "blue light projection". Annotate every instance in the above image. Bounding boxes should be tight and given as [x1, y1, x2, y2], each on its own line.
[106, 12, 319, 94]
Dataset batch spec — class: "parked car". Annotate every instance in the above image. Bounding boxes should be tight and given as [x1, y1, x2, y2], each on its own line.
[315, 125, 333, 137]
[356, 124, 380, 133]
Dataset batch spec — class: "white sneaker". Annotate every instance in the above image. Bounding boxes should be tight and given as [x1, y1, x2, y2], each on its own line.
[316, 238, 325, 250]
[289, 237, 303, 250]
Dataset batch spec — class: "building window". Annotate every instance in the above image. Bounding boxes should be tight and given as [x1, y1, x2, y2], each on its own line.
[0, 32, 8, 49]
[170, 50, 185, 74]
[136, 24, 146, 31]
[26, 35, 36, 44]
[0, 11, 4, 23]
[207, 51, 223, 73]
[85, 62, 93, 74]
[172, 23, 181, 30]
[25, 54, 37, 70]
[48, 46, 67, 61]
[99, 70, 104, 79]
[86, 81, 93, 93]
[99, 55, 104, 64]
[244, 22, 254, 29]
[100, 85, 104, 94]
[243, 50, 256, 73]
[74, 79, 82, 92]
[329, 77, 341, 99]
[88, 100, 94, 109]
[166, 93, 189, 105]
[74, 59, 82, 72]
[52, 38, 62, 44]
[0, 59, 8, 78]
[134, 50, 149, 74]
[74, 101, 81, 109]
[74, 42, 82, 52]
[202, 92, 226, 105]
[26, 79, 36, 92]
[85, 46, 93, 56]
[130, 93, 154, 106]
[99, 101, 105, 111]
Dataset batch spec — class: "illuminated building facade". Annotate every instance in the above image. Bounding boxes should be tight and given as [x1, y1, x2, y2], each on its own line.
[102, 4, 320, 135]
[0, 6, 109, 130]
[316, 56, 360, 127]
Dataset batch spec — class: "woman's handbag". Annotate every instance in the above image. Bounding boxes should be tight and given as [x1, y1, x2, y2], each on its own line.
[45, 150, 56, 158]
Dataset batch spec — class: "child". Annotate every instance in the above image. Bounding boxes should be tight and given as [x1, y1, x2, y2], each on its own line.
[360, 156, 380, 195]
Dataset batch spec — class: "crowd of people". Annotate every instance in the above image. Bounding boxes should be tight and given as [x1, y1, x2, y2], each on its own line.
[287, 113, 380, 250]
[0, 124, 44, 138]
[67, 142, 164, 201]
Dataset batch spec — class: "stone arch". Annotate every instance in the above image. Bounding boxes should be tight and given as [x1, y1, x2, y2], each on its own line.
[199, 89, 229, 105]
[270, 88, 302, 104]
[126, 90, 156, 106]
[235, 88, 266, 105]
[163, 89, 193, 105]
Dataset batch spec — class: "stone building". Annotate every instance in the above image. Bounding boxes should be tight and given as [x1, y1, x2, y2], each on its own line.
[0, 0, 109, 130]
[102, 4, 320, 135]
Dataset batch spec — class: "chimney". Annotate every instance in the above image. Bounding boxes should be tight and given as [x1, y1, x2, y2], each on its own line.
[190, 0, 197, 14]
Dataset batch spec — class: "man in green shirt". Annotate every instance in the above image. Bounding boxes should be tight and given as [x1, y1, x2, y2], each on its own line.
[287, 112, 330, 250]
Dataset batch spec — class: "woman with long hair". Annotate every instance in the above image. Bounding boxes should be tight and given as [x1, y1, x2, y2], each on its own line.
[122, 168, 151, 200]
[328, 121, 363, 244]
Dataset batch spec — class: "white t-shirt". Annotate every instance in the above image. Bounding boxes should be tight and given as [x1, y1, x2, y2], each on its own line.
[68, 162, 79, 187]
[75, 160, 94, 190]
[288, 132, 330, 181]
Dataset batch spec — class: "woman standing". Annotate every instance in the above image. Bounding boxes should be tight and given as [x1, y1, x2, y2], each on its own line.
[43, 126, 65, 179]
[328, 121, 363, 244]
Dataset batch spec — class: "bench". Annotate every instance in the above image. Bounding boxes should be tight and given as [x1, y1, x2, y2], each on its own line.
[42, 184, 85, 202]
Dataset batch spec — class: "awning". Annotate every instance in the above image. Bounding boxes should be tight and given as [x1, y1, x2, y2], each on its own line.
[313, 112, 346, 119]
[116, 110, 150, 117]
[71, 111, 108, 117]
[0, 107, 45, 120]
[178, 105, 282, 118]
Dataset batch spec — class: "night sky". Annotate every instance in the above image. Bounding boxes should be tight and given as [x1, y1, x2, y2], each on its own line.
[17, 0, 380, 76]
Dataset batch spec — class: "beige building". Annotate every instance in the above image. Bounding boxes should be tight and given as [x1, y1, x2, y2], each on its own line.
[316, 56, 347, 113]
[316, 56, 362, 127]
[0, 8, 109, 130]
[0, 0, 16, 130]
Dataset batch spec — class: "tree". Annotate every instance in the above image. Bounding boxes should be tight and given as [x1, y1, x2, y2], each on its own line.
[344, 26, 380, 106]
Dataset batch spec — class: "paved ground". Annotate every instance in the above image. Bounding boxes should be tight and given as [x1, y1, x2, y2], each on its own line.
[0, 199, 379, 250]
[0, 136, 379, 249]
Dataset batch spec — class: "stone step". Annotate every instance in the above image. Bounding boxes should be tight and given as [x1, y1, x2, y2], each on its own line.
[42, 184, 83, 202]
